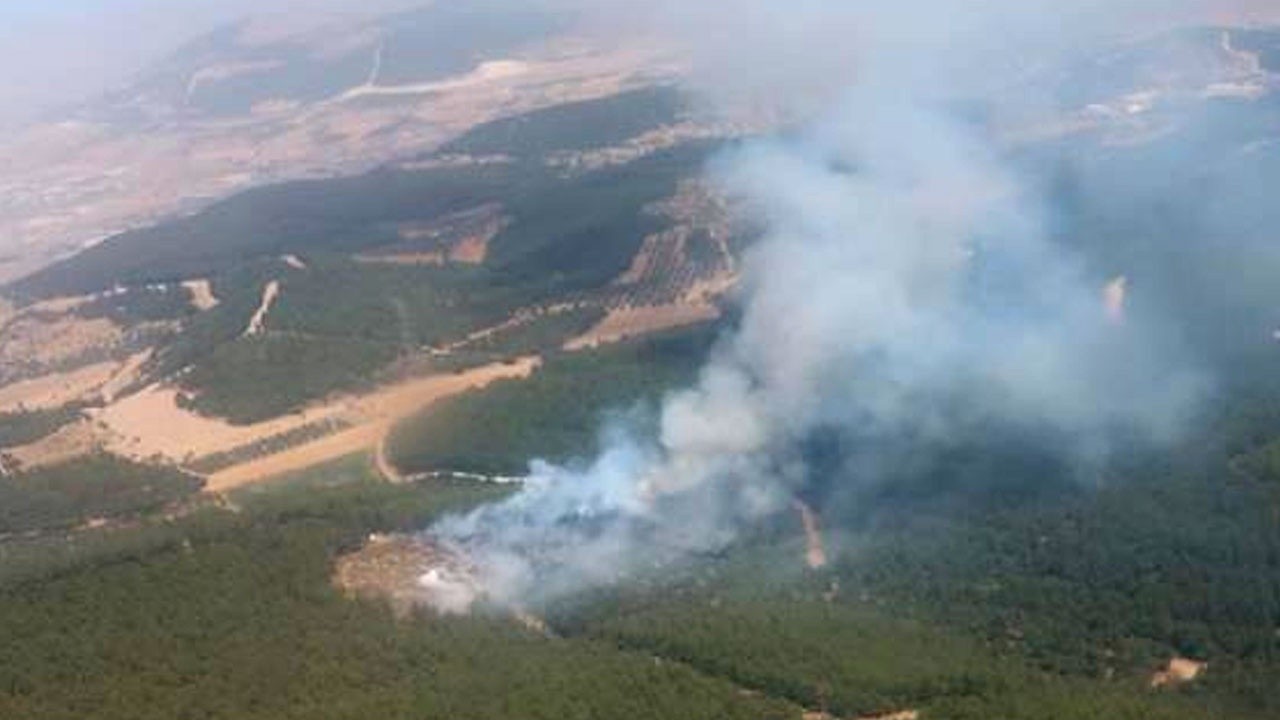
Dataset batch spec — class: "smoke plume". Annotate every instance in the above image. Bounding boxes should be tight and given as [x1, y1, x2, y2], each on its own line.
[430, 0, 1221, 608]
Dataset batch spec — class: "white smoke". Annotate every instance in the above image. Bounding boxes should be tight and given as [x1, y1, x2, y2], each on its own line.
[430, 0, 1212, 607]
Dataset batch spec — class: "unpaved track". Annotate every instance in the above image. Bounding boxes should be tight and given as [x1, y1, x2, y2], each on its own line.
[244, 280, 280, 336]
[205, 357, 539, 491]
[565, 302, 719, 350]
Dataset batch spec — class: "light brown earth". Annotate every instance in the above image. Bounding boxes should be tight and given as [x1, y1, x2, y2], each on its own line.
[98, 350, 154, 405]
[25, 294, 96, 315]
[567, 180, 739, 350]
[91, 383, 345, 465]
[1150, 657, 1207, 688]
[448, 232, 491, 264]
[0, 362, 121, 413]
[243, 280, 280, 336]
[333, 533, 481, 618]
[353, 252, 446, 267]
[565, 301, 720, 350]
[182, 279, 220, 311]
[206, 424, 386, 492]
[0, 314, 122, 369]
[203, 357, 538, 491]
[7, 420, 99, 471]
[856, 712, 919, 720]
[356, 204, 506, 267]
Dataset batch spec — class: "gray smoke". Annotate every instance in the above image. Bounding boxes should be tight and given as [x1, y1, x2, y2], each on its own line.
[430, 0, 1219, 607]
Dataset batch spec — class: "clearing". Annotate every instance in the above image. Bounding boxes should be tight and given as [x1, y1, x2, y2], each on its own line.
[182, 279, 220, 311]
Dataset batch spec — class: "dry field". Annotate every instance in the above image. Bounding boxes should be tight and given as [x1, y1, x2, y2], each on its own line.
[0, 362, 121, 413]
[92, 383, 346, 465]
[77, 356, 538, 491]
[565, 301, 720, 350]
[205, 357, 538, 491]
[7, 420, 99, 471]
[0, 314, 122, 370]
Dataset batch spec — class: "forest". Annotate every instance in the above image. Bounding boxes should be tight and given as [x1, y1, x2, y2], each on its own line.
[387, 326, 718, 476]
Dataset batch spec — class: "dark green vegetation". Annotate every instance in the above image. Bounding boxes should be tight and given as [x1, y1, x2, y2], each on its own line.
[0, 455, 201, 536]
[179, 334, 399, 424]
[73, 285, 196, 325]
[6, 88, 717, 423]
[0, 406, 82, 449]
[562, 421, 1280, 718]
[388, 326, 718, 476]
[582, 596, 1226, 720]
[0, 466, 793, 720]
[12, 98, 707, 301]
[390, 314, 1280, 718]
[1, 435, 1270, 719]
[438, 86, 686, 158]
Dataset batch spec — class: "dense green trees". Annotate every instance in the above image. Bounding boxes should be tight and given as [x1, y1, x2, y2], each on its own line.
[388, 327, 717, 476]
[0, 455, 201, 536]
[0, 473, 792, 720]
[0, 407, 82, 449]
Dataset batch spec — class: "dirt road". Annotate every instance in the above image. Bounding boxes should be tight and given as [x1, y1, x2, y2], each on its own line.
[204, 357, 539, 491]
[244, 280, 280, 336]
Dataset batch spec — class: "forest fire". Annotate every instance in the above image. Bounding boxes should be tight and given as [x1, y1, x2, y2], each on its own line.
[333, 533, 482, 617]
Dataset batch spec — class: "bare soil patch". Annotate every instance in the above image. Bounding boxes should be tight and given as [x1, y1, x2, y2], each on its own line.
[7, 420, 99, 471]
[0, 314, 122, 370]
[333, 533, 480, 617]
[243, 280, 280, 336]
[0, 362, 120, 413]
[1150, 657, 1207, 688]
[99, 350, 153, 404]
[204, 357, 539, 491]
[92, 383, 342, 466]
[182, 279, 220, 311]
[565, 302, 719, 350]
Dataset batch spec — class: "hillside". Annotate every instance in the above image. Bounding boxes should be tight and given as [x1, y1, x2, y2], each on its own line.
[0, 86, 744, 490]
[0, 3, 679, 285]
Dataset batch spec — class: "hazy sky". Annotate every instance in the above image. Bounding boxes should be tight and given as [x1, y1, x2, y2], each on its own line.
[0, 0, 1276, 128]
[0, 0, 421, 127]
